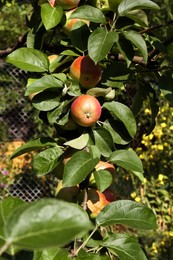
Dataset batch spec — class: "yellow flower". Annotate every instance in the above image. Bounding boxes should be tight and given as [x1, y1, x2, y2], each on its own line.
[161, 122, 167, 128]
[131, 192, 137, 198]
[157, 144, 164, 150]
[144, 108, 151, 114]
[169, 125, 173, 130]
[135, 196, 141, 202]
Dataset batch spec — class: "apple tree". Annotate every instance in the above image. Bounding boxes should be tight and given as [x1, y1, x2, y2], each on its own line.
[1, 0, 173, 259]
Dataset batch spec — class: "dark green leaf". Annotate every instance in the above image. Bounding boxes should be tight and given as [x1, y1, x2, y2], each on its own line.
[69, 5, 106, 24]
[63, 151, 99, 187]
[25, 75, 63, 96]
[118, 0, 160, 16]
[10, 137, 57, 159]
[88, 28, 118, 63]
[33, 146, 63, 176]
[117, 37, 134, 67]
[92, 128, 114, 158]
[6, 48, 49, 72]
[96, 200, 158, 230]
[33, 248, 70, 260]
[41, 4, 63, 30]
[123, 30, 148, 63]
[103, 101, 137, 138]
[94, 170, 113, 192]
[32, 91, 61, 111]
[4, 199, 93, 250]
[71, 21, 90, 51]
[109, 149, 144, 181]
[102, 233, 148, 260]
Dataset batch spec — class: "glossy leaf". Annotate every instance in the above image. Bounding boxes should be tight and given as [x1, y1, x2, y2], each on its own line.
[3, 199, 93, 250]
[102, 233, 148, 260]
[88, 28, 118, 63]
[10, 137, 57, 159]
[123, 30, 148, 63]
[109, 149, 144, 181]
[6, 48, 49, 72]
[96, 200, 158, 230]
[33, 146, 63, 176]
[63, 151, 99, 187]
[94, 170, 113, 192]
[64, 133, 90, 150]
[69, 5, 106, 24]
[0, 197, 25, 239]
[25, 75, 63, 96]
[33, 248, 69, 260]
[92, 128, 114, 158]
[41, 4, 63, 30]
[103, 101, 137, 138]
[118, 0, 160, 16]
[32, 91, 61, 111]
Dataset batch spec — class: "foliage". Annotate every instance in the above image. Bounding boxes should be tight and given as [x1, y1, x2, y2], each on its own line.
[1, 0, 173, 259]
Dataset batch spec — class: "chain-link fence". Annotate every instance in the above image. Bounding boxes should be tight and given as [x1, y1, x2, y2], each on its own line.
[0, 59, 147, 202]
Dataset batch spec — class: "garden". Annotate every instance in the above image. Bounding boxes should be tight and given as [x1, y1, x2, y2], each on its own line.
[0, 0, 173, 259]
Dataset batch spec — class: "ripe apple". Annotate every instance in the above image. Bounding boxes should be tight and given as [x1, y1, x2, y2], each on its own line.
[70, 94, 102, 127]
[50, 0, 80, 10]
[63, 8, 89, 35]
[70, 56, 102, 88]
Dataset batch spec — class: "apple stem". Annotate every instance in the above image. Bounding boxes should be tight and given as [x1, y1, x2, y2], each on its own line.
[74, 225, 99, 256]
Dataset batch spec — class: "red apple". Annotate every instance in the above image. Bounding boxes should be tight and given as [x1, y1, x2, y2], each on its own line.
[50, 0, 80, 10]
[70, 94, 102, 127]
[70, 56, 102, 88]
[63, 8, 89, 35]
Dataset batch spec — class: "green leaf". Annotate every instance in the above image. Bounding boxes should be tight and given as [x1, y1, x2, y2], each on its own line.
[88, 28, 118, 64]
[33, 248, 70, 260]
[109, 149, 144, 181]
[103, 119, 132, 145]
[69, 5, 106, 24]
[0, 197, 25, 239]
[10, 137, 57, 159]
[71, 21, 90, 51]
[102, 233, 148, 260]
[6, 48, 49, 72]
[96, 200, 158, 230]
[103, 101, 137, 138]
[47, 100, 70, 124]
[25, 75, 63, 96]
[92, 128, 114, 158]
[4, 199, 93, 250]
[33, 146, 63, 176]
[32, 91, 61, 111]
[117, 37, 134, 67]
[41, 4, 63, 30]
[123, 30, 148, 63]
[118, 0, 160, 16]
[94, 170, 113, 192]
[126, 9, 148, 27]
[63, 151, 99, 187]
[64, 133, 90, 150]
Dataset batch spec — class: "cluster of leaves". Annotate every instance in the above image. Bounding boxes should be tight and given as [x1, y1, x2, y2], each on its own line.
[1, 0, 172, 259]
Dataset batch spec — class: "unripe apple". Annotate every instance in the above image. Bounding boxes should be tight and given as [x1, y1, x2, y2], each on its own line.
[70, 94, 102, 127]
[63, 8, 89, 35]
[89, 0, 122, 12]
[50, 0, 80, 10]
[70, 56, 102, 88]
